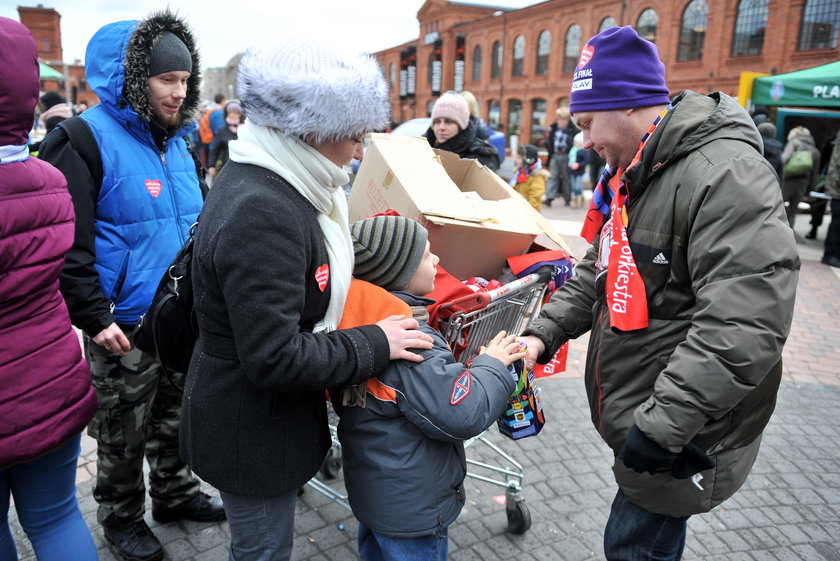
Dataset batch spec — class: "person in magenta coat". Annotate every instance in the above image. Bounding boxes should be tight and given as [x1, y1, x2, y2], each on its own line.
[0, 17, 98, 561]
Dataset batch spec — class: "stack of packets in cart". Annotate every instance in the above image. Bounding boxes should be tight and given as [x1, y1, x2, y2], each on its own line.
[497, 358, 545, 440]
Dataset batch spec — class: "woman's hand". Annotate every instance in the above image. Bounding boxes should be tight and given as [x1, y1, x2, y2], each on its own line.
[480, 331, 527, 367]
[376, 315, 434, 362]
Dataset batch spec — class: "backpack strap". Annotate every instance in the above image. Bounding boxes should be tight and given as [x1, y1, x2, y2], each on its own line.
[183, 135, 209, 198]
[60, 116, 104, 191]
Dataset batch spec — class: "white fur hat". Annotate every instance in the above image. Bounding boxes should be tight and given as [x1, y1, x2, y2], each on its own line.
[237, 39, 390, 144]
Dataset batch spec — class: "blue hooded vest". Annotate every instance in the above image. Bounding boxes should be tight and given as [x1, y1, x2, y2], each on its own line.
[81, 19, 202, 325]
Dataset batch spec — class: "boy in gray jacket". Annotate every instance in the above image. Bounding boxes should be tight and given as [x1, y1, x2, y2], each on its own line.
[335, 215, 525, 561]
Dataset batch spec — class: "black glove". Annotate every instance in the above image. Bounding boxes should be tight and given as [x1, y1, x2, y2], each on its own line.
[618, 425, 678, 475]
[671, 443, 715, 479]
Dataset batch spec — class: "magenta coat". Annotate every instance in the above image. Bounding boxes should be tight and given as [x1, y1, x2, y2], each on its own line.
[0, 17, 97, 468]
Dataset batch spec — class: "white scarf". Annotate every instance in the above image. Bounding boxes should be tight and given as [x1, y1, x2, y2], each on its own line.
[228, 122, 353, 333]
[0, 145, 29, 164]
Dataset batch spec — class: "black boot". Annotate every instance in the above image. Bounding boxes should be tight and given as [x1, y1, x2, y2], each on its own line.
[805, 227, 818, 239]
[102, 514, 163, 561]
[152, 491, 226, 523]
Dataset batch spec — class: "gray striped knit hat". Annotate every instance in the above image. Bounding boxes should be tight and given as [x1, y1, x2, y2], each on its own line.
[350, 215, 429, 292]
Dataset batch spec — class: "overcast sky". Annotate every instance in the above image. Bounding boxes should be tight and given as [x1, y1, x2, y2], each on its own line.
[2, 0, 542, 68]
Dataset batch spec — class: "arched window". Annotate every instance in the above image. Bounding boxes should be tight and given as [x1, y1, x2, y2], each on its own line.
[798, 0, 840, 49]
[512, 36, 526, 77]
[599, 17, 617, 32]
[536, 30, 551, 75]
[491, 41, 503, 79]
[637, 9, 659, 42]
[472, 45, 482, 82]
[530, 98, 547, 147]
[563, 24, 581, 73]
[678, 0, 708, 61]
[732, 0, 769, 56]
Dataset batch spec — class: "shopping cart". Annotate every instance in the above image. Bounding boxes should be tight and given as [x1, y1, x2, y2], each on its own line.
[305, 266, 554, 534]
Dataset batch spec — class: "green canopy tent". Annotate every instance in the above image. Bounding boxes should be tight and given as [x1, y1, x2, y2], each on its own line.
[39, 62, 64, 80]
[752, 61, 840, 109]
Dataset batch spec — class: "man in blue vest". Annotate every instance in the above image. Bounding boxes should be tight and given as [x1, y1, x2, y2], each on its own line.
[39, 11, 223, 561]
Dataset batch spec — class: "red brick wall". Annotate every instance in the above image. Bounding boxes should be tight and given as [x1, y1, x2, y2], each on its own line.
[376, 0, 840, 147]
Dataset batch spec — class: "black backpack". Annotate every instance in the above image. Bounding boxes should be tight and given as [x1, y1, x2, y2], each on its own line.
[59, 116, 206, 388]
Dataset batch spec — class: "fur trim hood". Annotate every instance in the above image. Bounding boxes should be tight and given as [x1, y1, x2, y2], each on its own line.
[237, 39, 389, 144]
[84, 11, 201, 130]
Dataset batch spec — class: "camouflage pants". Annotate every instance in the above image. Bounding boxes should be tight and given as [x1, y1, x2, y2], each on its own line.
[85, 331, 200, 522]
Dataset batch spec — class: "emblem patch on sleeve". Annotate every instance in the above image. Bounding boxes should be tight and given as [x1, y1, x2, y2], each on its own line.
[450, 370, 472, 405]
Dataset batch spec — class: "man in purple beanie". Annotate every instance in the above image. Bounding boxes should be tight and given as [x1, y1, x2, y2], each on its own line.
[519, 26, 799, 560]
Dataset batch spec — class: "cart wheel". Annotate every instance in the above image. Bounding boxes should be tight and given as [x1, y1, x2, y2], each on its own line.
[320, 446, 342, 479]
[506, 501, 531, 534]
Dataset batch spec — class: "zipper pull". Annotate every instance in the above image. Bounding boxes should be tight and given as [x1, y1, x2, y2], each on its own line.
[160, 139, 167, 165]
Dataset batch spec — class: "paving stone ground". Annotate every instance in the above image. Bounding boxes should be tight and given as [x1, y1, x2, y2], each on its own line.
[9, 199, 840, 561]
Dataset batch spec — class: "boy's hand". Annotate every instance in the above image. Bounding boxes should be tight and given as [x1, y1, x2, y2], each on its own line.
[480, 331, 527, 367]
[515, 335, 545, 368]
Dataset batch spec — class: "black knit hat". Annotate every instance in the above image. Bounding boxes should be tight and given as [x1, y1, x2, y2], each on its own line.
[40, 91, 65, 110]
[518, 144, 539, 166]
[148, 31, 192, 76]
[350, 216, 429, 292]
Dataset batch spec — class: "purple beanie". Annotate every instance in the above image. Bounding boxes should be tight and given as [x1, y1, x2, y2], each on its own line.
[569, 26, 670, 114]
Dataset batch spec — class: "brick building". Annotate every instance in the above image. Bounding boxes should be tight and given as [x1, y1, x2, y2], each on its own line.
[374, 0, 840, 148]
[17, 5, 98, 108]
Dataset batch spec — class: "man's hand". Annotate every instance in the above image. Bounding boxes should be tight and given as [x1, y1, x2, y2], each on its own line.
[515, 335, 545, 368]
[92, 323, 131, 357]
[375, 315, 434, 362]
[618, 424, 678, 475]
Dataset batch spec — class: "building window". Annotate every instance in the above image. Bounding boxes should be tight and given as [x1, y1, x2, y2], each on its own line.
[472, 45, 482, 82]
[599, 17, 617, 32]
[530, 98, 547, 147]
[508, 99, 523, 136]
[637, 9, 659, 42]
[427, 53, 434, 86]
[491, 41, 503, 79]
[732, 0, 768, 56]
[390, 63, 396, 88]
[563, 24, 581, 73]
[536, 30, 551, 75]
[427, 100, 435, 117]
[79, 78, 87, 92]
[40, 37, 49, 52]
[798, 0, 840, 49]
[512, 35, 526, 77]
[678, 0, 708, 61]
[488, 99, 501, 129]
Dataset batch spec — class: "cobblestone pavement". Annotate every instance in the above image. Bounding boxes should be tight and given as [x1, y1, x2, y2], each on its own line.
[9, 197, 840, 561]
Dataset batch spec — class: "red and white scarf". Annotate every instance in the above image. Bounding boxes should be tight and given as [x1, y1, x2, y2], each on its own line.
[581, 106, 671, 332]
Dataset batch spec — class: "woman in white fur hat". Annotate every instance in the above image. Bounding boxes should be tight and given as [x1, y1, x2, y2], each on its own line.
[179, 39, 434, 561]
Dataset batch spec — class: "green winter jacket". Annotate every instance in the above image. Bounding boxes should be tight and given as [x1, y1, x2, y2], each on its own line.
[524, 91, 800, 517]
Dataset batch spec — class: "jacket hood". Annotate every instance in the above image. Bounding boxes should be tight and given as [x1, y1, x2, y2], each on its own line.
[0, 17, 39, 145]
[85, 11, 201, 131]
[631, 92, 762, 188]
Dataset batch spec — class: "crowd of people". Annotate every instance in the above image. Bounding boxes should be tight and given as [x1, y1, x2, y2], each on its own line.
[1, 9, 835, 561]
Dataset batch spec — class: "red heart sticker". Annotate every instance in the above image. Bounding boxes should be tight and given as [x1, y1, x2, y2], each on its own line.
[579, 44, 594, 69]
[145, 179, 162, 198]
[315, 264, 329, 292]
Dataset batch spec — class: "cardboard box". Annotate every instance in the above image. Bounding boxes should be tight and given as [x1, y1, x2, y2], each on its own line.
[348, 134, 570, 280]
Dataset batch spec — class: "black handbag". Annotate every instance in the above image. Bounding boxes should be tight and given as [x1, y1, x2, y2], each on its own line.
[134, 220, 199, 388]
